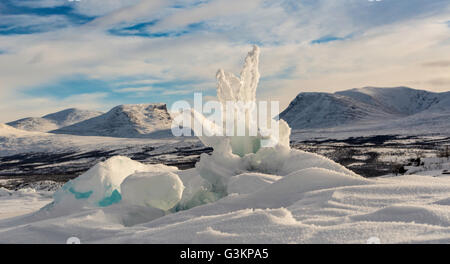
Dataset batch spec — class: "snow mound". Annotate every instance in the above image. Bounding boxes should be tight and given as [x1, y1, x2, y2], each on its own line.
[227, 173, 281, 195]
[121, 171, 184, 210]
[53, 156, 179, 208]
[0, 187, 12, 197]
[53, 104, 173, 138]
[263, 167, 368, 196]
[351, 204, 450, 226]
[195, 145, 357, 197]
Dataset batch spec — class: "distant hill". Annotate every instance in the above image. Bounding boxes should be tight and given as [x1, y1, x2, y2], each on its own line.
[0, 123, 39, 137]
[52, 103, 173, 138]
[7, 108, 103, 132]
[280, 87, 450, 129]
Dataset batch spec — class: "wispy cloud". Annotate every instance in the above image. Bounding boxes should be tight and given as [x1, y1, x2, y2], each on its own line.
[0, 1, 95, 33]
[0, 14, 71, 34]
[311, 35, 353, 45]
[114, 86, 157, 93]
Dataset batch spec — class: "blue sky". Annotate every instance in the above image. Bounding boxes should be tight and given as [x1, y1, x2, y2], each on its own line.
[0, 0, 449, 122]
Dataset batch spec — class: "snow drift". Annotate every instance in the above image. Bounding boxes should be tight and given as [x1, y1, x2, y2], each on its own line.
[52, 156, 184, 209]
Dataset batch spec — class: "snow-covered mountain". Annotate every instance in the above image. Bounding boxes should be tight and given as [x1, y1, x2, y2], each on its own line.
[43, 108, 104, 127]
[280, 87, 450, 129]
[6, 117, 59, 132]
[336, 87, 441, 115]
[0, 123, 39, 137]
[52, 103, 173, 138]
[7, 108, 103, 132]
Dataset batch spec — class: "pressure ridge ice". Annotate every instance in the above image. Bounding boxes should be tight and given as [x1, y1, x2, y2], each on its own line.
[27, 45, 356, 220]
[51, 46, 352, 211]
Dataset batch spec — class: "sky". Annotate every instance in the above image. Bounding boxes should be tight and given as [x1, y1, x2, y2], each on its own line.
[0, 0, 449, 122]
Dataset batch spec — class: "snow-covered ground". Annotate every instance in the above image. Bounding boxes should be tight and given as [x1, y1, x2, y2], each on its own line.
[4, 128, 448, 243]
[0, 187, 53, 220]
[404, 157, 450, 177]
[0, 123, 207, 175]
[1, 159, 450, 244]
[292, 134, 450, 177]
[0, 123, 197, 157]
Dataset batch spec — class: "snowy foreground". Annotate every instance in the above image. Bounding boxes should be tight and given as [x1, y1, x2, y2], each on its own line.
[1, 154, 450, 244]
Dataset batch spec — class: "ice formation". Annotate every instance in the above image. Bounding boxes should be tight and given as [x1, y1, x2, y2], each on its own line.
[49, 45, 357, 215]
[121, 171, 184, 210]
[53, 156, 183, 209]
[192, 45, 356, 197]
[215, 45, 262, 156]
[195, 46, 291, 157]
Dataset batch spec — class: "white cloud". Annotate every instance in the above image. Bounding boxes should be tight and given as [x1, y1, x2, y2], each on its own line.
[72, 0, 142, 17]
[150, 0, 263, 31]
[87, 0, 169, 27]
[113, 86, 157, 93]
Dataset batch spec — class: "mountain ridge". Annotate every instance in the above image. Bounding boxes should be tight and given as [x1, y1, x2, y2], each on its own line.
[7, 108, 103, 132]
[52, 103, 173, 138]
[280, 86, 450, 129]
